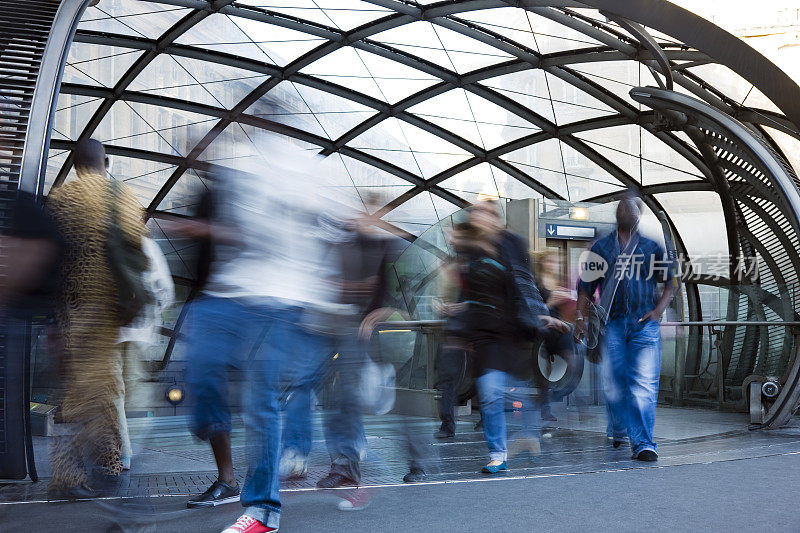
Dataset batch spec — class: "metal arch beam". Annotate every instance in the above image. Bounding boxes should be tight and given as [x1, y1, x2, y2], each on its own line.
[61, 32, 641, 210]
[18, 0, 90, 197]
[60, 82, 624, 200]
[72, 12, 716, 177]
[55, 2, 783, 228]
[574, 0, 800, 130]
[599, 12, 673, 90]
[586, 180, 715, 204]
[70, 29, 710, 133]
[58, 83, 697, 208]
[51, 0, 238, 189]
[736, 110, 800, 142]
[522, 5, 773, 126]
[144, 9, 423, 216]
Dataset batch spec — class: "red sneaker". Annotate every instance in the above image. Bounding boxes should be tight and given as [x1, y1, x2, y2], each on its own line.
[337, 487, 373, 511]
[221, 514, 277, 533]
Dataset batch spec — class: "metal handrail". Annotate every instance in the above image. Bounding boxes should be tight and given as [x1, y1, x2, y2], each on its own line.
[377, 318, 800, 429]
[379, 320, 800, 328]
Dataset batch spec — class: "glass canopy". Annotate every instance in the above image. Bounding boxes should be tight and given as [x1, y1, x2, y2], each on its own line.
[49, 0, 800, 278]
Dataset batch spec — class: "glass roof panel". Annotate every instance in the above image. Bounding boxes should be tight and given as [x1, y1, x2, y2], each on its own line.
[406, 89, 483, 147]
[44, 150, 71, 195]
[639, 129, 704, 184]
[520, 12, 605, 55]
[257, 81, 377, 140]
[764, 126, 800, 178]
[656, 191, 728, 256]
[148, 217, 196, 280]
[742, 86, 782, 114]
[175, 14, 275, 65]
[463, 91, 542, 148]
[108, 156, 177, 207]
[684, 63, 753, 103]
[560, 141, 627, 186]
[197, 123, 261, 170]
[426, 23, 517, 74]
[370, 21, 467, 72]
[542, 71, 618, 125]
[227, 16, 326, 67]
[383, 192, 460, 235]
[570, 61, 646, 109]
[482, 69, 557, 124]
[95, 101, 217, 157]
[573, 124, 704, 185]
[438, 162, 542, 202]
[566, 175, 625, 201]
[459, 8, 543, 51]
[500, 138, 570, 198]
[337, 154, 415, 188]
[129, 54, 268, 110]
[246, 87, 329, 139]
[52, 94, 104, 141]
[347, 117, 471, 179]
[350, 49, 440, 104]
[407, 88, 541, 150]
[64, 42, 144, 88]
[78, 1, 191, 39]
[301, 47, 389, 102]
[157, 169, 208, 215]
[237, 0, 392, 31]
[438, 163, 500, 201]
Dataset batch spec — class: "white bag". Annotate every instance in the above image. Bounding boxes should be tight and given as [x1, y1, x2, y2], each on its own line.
[359, 358, 396, 415]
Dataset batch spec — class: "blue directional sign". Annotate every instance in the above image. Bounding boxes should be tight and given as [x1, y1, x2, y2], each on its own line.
[545, 223, 596, 240]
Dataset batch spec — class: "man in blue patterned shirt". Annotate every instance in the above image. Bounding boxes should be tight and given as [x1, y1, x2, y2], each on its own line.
[575, 195, 676, 462]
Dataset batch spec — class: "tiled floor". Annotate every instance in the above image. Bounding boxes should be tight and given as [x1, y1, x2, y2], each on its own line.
[3, 404, 800, 504]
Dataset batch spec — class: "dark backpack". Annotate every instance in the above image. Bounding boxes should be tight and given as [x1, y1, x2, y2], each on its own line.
[106, 181, 152, 325]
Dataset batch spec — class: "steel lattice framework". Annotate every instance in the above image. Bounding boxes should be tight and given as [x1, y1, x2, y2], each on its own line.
[12, 0, 800, 419]
[43, 1, 800, 230]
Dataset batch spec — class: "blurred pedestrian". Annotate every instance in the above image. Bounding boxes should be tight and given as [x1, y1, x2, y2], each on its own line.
[575, 194, 676, 461]
[207, 131, 341, 533]
[314, 193, 397, 491]
[532, 249, 577, 422]
[115, 235, 174, 470]
[433, 223, 471, 440]
[46, 138, 147, 496]
[464, 201, 567, 474]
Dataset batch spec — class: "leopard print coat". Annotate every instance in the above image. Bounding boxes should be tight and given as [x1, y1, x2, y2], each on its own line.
[46, 172, 147, 490]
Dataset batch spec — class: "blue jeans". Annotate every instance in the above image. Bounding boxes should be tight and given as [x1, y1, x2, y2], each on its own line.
[601, 317, 662, 456]
[476, 369, 538, 462]
[240, 305, 328, 528]
[185, 296, 270, 441]
[281, 341, 332, 458]
[323, 331, 367, 481]
[186, 296, 327, 528]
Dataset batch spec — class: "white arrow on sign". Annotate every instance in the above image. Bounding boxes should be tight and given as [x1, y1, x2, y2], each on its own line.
[547, 224, 555, 235]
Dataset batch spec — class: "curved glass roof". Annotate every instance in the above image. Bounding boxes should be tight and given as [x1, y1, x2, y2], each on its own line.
[49, 0, 800, 256]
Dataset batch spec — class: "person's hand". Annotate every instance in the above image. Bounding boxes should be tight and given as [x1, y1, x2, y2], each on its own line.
[639, 307, 665, 323]
[539, 315, 569, 334]
[445, 302, 466, 316]
[433, 300, 466, 317]
[358, 307, 396, 340]
[547, 289, 572, 307]
[341, 276, 378, 300]
[159, 217, 213, 239]
[573, 318, 587, 343]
